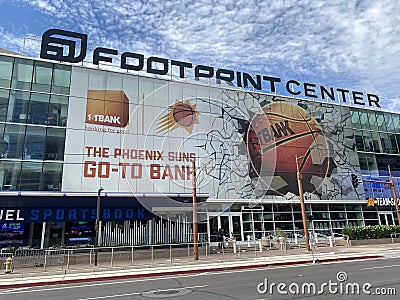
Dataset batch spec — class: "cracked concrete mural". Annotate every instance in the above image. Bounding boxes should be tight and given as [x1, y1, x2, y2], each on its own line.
[150, 85, 364, 201]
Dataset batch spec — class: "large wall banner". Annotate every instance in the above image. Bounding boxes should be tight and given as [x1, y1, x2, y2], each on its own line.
[62, 67, 365, 201]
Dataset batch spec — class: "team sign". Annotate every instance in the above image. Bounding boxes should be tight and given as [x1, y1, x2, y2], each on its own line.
[40, 29, 381, 108]
[84, 146, 195, 180]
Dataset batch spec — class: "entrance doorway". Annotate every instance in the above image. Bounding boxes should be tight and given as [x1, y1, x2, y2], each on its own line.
[208, 214, 243, 242]
[379, 212, 395, 225]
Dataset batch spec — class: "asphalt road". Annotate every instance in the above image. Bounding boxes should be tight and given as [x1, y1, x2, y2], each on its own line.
[1, 257, 399, 300]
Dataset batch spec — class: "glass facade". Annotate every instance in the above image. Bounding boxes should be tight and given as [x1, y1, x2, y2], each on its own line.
[0, 55, 70, 191]
[0, 53, 399, 248]
[351, 108, 400, 201]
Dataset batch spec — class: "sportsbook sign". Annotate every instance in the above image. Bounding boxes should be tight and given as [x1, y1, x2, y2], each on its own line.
[40, 28, 380, 108]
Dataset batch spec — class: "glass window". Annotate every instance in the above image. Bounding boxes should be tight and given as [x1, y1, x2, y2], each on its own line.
[7, 90, 30, 123]
[396, 135, 400, 154]
[380, 133, 395, 153]
[311, 204, 328, 211]
[0, 88, 9, 122]
[32, 61, 53, 92]
[376, 112, 386, 132]
[45, 128, 66, 160]
[274, 212, 292, 221]
[345, 204, 361, 211]
[42, 162, 62, 191]
[0, 160, 21, 190]
[0, 55, 13, 88]
[329, 204, 345, 211]
[359, 111, 370, 130]
[354, 131, 364, 151]
[274, 222, 293, 231]
[24, 126, 46, 160]
[4, 124, 26, 159]
[350, 110, 361, 129]
[330, 212, 346, 219]
[384, 113, 394, 132]
[349, 211, 363, 219]
[370, 132, 382, 152]
[362, 131, 373, 152]
[29, 93, 50, 125]
[52, 64, 71, 94]
[273, 204, 292, 212]
[365, 153, 378, 174]
[389, 134, 399, 154]
[368, 112, 378, 131]
[11, 58, 33, 90]
[49, 95, 68, 126]
[19, 161, 43, 190]
[0, 123, 4, 157]
[358, 153, 370, 174]
[376, 154, 400, 176]
[312, 212, 330, 220]
[393, 114, 400, 133]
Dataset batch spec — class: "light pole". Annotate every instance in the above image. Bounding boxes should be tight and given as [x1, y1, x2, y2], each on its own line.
[94, 187, 104, 266]
[388, 165, 400, 225]
[295, 155, 311, 252]
[192, 160, 199, 260]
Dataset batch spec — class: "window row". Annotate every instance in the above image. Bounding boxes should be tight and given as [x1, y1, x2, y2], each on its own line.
[355, 130, 400, 154]
[0, 161, 62, 191]
[0, 56, 71, 94]
[0, 124, 65, 160]
[0, 89, 68, 126]
[351, 109, 400, 133]
[358, 153, 400, 177]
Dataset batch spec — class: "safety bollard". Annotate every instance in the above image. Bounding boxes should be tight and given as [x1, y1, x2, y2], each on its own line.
[329, 236, 333, 247]
[4, 257, 12, 274]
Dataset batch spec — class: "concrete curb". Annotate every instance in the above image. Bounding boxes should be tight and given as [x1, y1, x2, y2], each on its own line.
[0, 254, 382, 290]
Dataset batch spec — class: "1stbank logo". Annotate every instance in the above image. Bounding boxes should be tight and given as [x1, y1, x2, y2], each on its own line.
[40, 29, 87, 63]
[86, 90, 129, 127]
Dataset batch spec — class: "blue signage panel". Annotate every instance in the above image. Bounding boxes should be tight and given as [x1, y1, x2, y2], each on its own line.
[0, 222, 24, 232]
[28, 207, 151, 222]
[0, 195, 154, 222]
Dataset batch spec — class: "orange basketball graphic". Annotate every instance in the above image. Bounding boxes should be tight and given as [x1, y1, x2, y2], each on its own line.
[247, 101, 330, 194]
[173, 103, 197, 127]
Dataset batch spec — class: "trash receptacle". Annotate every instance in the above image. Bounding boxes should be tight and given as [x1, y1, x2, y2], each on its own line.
[261, 236, 269, 247]
[228, 237, 236, 248]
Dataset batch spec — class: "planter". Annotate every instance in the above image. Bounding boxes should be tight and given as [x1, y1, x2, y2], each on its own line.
[348, 237, 400, 246]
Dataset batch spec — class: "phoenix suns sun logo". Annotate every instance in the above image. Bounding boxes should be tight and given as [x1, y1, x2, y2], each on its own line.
[157, 100, 200, 134]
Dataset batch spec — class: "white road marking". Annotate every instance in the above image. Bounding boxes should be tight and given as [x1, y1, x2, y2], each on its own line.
[0, 256, 388, 295]
[75, 285, 207, 300]
[360, 264, 400, 270]
[75, 292, 141, 300]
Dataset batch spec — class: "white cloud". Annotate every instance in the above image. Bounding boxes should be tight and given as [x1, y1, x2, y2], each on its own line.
[1, 0, 399, 112]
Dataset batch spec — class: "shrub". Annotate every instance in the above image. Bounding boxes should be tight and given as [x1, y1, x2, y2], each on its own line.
[275, 227, 288, 238]
[342, 225, 400, 240]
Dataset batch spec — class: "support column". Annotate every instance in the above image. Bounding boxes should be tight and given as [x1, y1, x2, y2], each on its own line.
[40, 222, 46, 249]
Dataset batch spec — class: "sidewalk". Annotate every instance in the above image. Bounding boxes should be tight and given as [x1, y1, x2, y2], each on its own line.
[0, 243, 398, 289]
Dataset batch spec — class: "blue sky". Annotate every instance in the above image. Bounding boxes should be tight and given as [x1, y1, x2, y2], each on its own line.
[0, 0, 399, 113]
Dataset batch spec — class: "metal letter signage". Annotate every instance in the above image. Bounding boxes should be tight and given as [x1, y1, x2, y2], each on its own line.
[40, 29, 87, 63]
[39, 28, 381, 108]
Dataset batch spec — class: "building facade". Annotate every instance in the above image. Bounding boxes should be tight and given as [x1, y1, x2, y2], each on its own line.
[0, 51, 399, 248]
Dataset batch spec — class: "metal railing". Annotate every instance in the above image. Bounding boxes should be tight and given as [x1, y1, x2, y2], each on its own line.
[1, 238, 346, 272]
[390, 233, 400, 248]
